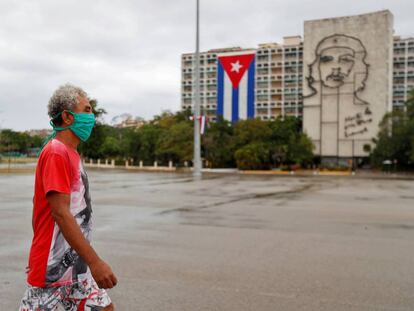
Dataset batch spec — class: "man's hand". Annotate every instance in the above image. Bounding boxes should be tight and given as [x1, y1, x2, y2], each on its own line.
[90, 259, 118, 289]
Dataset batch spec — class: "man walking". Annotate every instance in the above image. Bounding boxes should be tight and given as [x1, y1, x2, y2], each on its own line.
[20, 84, 117, 310]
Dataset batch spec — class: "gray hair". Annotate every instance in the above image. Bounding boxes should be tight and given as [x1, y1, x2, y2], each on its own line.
[48, 84, 88, 124]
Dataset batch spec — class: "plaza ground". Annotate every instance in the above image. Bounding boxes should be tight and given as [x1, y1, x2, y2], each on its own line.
[1, 170, 414, 310]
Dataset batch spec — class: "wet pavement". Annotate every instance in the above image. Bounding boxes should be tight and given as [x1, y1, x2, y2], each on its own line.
[1, 170, 414, 310]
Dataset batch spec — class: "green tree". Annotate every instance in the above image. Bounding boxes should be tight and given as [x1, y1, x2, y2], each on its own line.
[120, 127, 141, 162]
[287, 133, 314, 166]
[202, 117, 236, 168]
[268, 117, 314, 167]
[233, 118, 272, 148]
[0, 129, 19, 153]
[28, 135, 43, 149]
[99, 136, 122, 158]
[407, 89, 414, 119]
[156, 121, 193, 163]
[235, 142, 271, 170]
[232, 119, 272, 169]
[137, 124, 162, 163]
[268, 117, 298, 165]
[371, 89, 414, 168]
[0, 129, 32, 154]
[0, 129, 44, 155]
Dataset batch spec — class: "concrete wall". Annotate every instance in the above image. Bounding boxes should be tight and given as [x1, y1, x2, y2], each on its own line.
[303, 11, 394, 157]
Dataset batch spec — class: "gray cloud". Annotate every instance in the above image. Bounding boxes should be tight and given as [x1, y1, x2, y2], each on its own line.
[0, 0, 412, 130]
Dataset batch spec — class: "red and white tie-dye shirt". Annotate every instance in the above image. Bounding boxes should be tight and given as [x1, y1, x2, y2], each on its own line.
[27, 138, 93, 287]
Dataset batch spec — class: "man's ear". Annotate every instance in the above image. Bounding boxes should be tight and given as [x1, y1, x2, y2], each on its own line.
[61, 111, 74, 126]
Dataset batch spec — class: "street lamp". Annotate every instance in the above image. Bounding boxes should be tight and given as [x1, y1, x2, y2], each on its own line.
[193, 0, 202, 177]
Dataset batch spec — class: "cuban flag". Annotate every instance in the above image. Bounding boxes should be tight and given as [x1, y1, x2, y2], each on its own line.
[217, 53, 256, 122]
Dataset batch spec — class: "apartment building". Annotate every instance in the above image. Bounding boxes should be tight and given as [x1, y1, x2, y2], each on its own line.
[181, 36, 303, 121]
[393, 36, 414, 110]
[255, 36, 303, 120]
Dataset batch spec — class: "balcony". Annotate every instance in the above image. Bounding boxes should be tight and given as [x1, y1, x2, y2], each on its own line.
[257, 56, 270, 62]
[271, 94, 282, 100]
[256, 89, 269, 94]
[271, 62, 283, 68]
[257, 69, 269, 75]
[284, 78, 300, 83]
[256, 108, 269, 115]
[257, 84, 269, 89]
[271, 56, 282, 62]
[257, 102, 269, 107]
[257, 95, 269, 101]
[271, 75, 282, 81]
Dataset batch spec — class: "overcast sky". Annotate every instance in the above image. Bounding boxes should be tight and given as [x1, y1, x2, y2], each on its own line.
[0, 0, 412, 131]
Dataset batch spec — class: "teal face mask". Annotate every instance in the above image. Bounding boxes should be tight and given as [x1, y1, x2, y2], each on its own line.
[41, 111, 96, 151]
[52, 111, 96, 142]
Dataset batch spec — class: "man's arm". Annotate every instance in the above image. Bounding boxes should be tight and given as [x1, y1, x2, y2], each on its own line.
[47, 191, 118, 289]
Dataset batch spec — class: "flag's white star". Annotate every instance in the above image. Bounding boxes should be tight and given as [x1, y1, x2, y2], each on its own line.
[231, 61, 243, 73]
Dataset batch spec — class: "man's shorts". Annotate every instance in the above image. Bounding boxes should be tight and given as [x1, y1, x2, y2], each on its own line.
[19, 278, 111, 311]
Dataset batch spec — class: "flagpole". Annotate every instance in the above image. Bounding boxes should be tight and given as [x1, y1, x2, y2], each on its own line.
[193, 0, 202, 177]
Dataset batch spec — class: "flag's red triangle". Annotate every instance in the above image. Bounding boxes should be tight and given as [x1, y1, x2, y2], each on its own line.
[218, 54, 255, 89]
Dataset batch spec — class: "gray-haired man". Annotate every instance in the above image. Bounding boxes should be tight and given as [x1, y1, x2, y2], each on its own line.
[20, 84, 117, 310]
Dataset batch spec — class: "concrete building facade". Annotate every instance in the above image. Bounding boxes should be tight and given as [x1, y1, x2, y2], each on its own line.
[302, 11, 394, 158]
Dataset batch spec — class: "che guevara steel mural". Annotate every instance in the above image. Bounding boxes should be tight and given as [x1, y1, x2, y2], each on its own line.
[304, 34, 373, 139]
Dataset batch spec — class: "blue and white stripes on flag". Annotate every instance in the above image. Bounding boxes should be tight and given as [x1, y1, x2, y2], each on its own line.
[217, 53, 256, 122]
